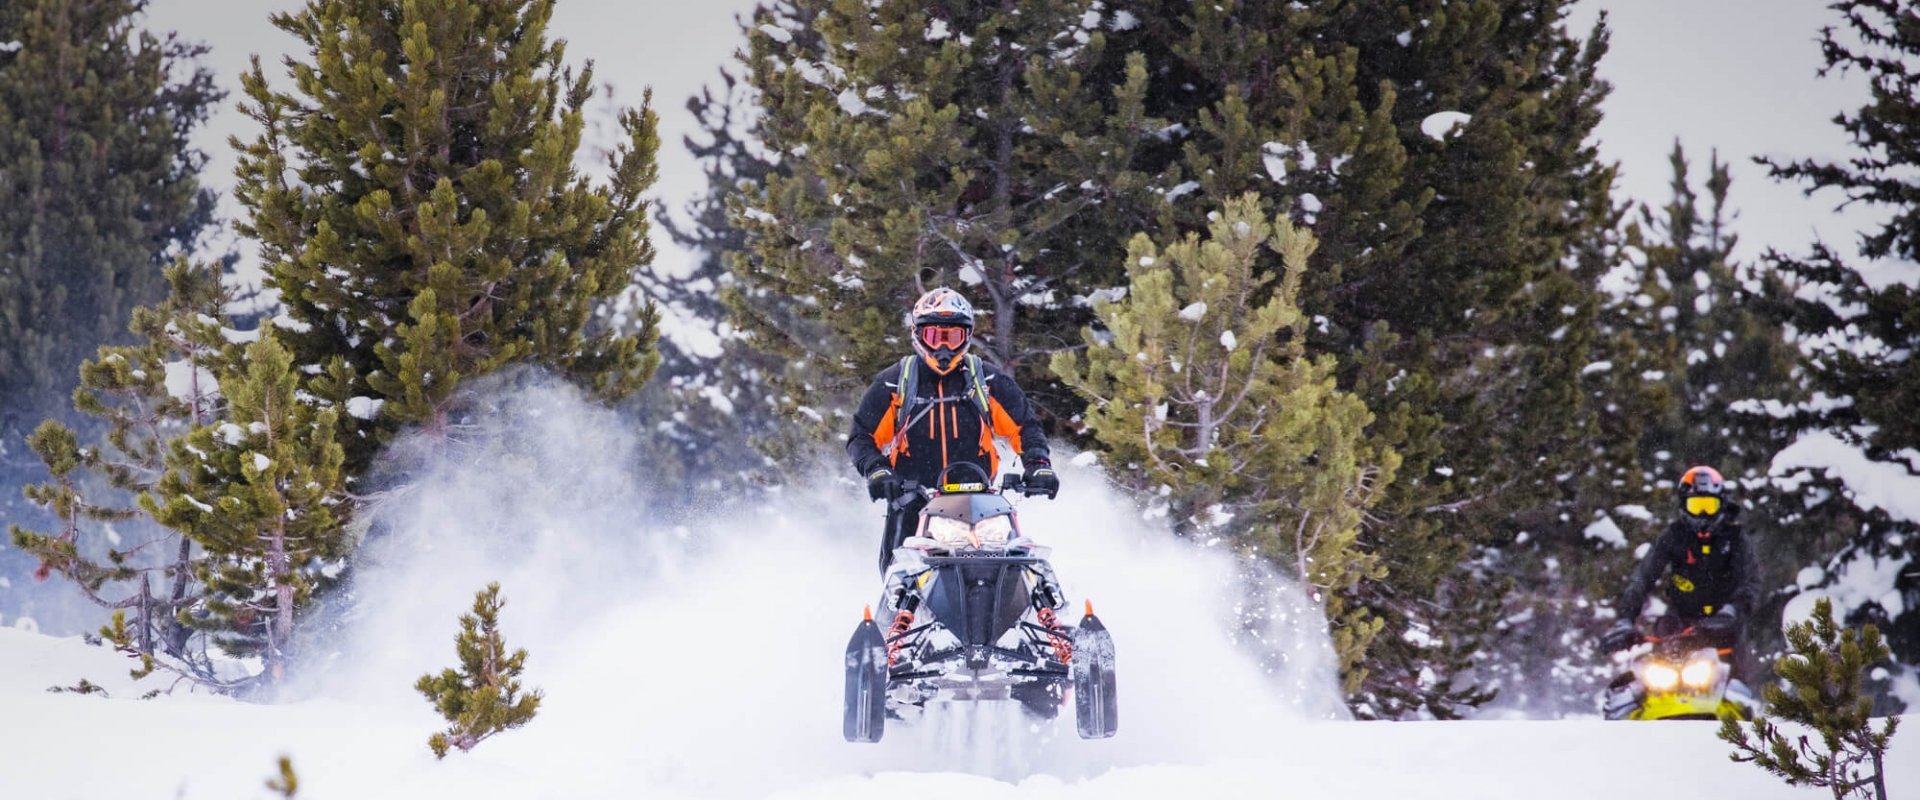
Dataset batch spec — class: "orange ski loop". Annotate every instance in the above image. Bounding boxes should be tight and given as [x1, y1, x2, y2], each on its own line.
[863, 605, 873, 622]
[1085, 599, 1095, 617]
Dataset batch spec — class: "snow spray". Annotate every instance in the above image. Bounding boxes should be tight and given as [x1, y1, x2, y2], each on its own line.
[303, 371, 1345, 795]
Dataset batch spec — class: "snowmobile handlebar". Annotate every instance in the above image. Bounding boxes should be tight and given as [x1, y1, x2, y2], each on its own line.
[884, 473, 1052, 510]
[998, 473, 1055, 499]
[1608, 613, 1740, 652]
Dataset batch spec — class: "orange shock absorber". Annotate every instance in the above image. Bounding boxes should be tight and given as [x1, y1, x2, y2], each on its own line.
[885, 608, 915, 665]
[1037, 606, 1072, 664]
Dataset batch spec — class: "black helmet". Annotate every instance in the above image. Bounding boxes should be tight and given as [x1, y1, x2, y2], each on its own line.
[909, 287, 974, 374]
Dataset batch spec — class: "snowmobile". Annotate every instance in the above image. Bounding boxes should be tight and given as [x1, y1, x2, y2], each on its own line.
[1601, 615, 1755, 721]
[843, 463, 1118, 743]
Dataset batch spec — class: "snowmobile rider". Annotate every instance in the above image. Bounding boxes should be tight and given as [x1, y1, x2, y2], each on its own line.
[847, 287, 1056, 573]
[1602, 465, 1761, 674]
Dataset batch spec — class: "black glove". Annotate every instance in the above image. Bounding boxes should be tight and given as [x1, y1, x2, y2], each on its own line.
[1022, 458, 1059, 498]
[1700, 604, 1740, 636]
[866, 467, 901, 502]
[1600, 621, 1638, 652]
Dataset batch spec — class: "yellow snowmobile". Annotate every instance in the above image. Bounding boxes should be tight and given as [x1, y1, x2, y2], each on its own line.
[1602, 615, 1754, 721]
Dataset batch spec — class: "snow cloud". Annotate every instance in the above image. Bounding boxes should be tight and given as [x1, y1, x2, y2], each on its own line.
[282, 370, 1344, 795]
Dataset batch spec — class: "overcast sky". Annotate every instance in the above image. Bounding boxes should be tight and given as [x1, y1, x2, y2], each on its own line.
[143, 0, 1915, 297]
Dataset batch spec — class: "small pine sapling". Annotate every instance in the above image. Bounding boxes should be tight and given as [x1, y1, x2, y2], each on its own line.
[265, 755, 298, 798]
[416, 582, 543, 758]
[1719, 598, 1900, 800]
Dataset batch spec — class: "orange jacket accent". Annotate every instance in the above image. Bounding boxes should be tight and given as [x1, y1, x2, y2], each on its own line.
[848, 357, 1049, 484]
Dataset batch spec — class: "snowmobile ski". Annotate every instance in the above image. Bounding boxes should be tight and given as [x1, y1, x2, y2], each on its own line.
[1072, 608, 1118, 739]
[843, 614, 887, 742]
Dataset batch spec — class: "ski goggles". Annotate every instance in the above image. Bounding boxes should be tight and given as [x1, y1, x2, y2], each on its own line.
[1685, 495, 1722, 516]
[917, 324, 969, 350]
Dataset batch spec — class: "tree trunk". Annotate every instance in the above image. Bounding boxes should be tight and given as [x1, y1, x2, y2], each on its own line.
[267, 518, 294, 683]
[163, 534, 194, 657]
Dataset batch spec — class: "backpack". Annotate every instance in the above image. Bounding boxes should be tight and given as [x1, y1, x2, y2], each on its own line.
[888, 354, 992, 452]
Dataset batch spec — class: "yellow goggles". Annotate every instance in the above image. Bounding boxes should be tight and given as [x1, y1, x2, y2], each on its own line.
[1685, 496, 1721, 516]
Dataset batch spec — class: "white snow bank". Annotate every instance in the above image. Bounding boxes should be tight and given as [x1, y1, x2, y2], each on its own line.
[163, 360, 220, 401]
[758, 23, 793, 43]
[1421, 111, 1472, 140]
[1771, 429, 1920, 523]
[1787, 544, 1912, 627]
[1583, 514, 1628, 548]
[345, 396, 385, 420]
[3, 619, 1904, 799]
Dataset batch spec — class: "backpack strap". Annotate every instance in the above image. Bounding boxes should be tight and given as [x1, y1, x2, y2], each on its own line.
[960, 354, 991, 422]
[891, 355, 918, 438]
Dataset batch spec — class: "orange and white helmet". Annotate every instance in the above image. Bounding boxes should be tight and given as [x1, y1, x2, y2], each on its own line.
[909, 287, 974, 374]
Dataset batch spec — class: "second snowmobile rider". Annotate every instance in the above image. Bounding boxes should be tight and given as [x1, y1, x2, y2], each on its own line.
[846, 287, 1056, 573]
[1602, 465, 1762, 674]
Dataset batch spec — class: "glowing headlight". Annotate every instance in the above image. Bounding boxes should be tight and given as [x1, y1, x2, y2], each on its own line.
[1642, 662, 1680, 692]
[1681, 656, 1718, 689]
[925, 517, 973, 546]
[974, 515, 1014, 544]
[922, 515, 1018, 547]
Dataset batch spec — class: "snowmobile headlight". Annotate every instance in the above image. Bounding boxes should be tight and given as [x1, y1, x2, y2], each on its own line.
[1642, 662, 1680, 692]
[1681, 655, 1718, 689]
[925, 516, 973, 546]
[974, 515, 1014, 545]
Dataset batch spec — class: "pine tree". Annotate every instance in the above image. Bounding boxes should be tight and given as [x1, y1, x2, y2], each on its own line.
[416, 582, 542, 759]
[231, 0, 663, 471]
[264, 755, 300, 798]
[1490, 145, 1807, 710]
[9, 261, 238, 676]
[1719, 598, 1900, 800]
[729, 0, 1156, 428]
[0, 0, 221, 428]
[1098, 0, 1619, 717]
[150, 336, 347, 684]
[1053, 194, 1398, 689]
[1751, 0, 1920, 682]
[629, 62, 799, 496]
[1621, 144, 1810, 670]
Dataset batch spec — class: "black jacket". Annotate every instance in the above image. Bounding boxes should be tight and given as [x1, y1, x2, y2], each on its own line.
[1617, 506, 1761, 620]
[846, 356, 1049, 484]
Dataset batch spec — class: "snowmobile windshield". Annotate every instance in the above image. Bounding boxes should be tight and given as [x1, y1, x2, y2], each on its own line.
[919, 491, 1019, 549]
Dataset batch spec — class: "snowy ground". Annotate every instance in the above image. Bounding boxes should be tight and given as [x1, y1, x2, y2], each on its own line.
[4, 380, 1911, 799]
[5, 622, 1911, 800]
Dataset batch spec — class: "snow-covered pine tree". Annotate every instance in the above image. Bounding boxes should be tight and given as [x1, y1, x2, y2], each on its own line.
[0, 0, 221, 430]
[628, 56, 804, 497]
[1489, 144, 1805, 711]
[1720, 598, 1900, 800]
[729, 0, 1156, 427]
[1108, 0, 1620, 718]
[1750, 0, 1920, 696]
[1053, 194, 1398, 691]
[1623, 146, 1800, 496]
[9, 261, 238, 677]
[1618, 145, 1808, 672]
[150, 336, 346, 685]
[232, 0, 663, 472]
[416, 582, 542, 759]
